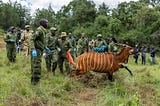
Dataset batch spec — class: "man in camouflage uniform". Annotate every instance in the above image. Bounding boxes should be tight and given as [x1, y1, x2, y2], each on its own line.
[67, 32, 76, 57]
[21, 25, 32, 56]
[45, 27, 59, 75]
[30, 19, 50, 85]
[108, 37, 118, 53]
[94, 34, 108, 52]
[58, 32, 72, 75]
[4, 26, 17, 62]
[77, 33, 88, 55]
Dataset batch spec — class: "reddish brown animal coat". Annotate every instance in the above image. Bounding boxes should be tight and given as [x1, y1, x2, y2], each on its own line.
[67, 45, 133, 81]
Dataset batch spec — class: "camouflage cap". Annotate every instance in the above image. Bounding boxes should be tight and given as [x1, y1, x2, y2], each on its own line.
[61, 32, 67, 37]
[25, 25, 30, 28]
[50, 27, 57, 31]
[97, 34, 102, 37]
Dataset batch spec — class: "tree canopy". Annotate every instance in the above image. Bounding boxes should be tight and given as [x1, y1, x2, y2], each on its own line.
[0, 0, 160, 47]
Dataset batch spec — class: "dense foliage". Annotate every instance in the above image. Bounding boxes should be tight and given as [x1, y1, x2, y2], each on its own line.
[0, 0, 160, 47]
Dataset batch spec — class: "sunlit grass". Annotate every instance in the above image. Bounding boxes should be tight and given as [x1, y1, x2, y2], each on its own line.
[0, 48, 160, 106]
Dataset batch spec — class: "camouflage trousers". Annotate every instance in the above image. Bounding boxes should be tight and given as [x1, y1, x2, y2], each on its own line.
[6, 45, 16, 62]
[58, 54, 70, 75]
[31, 49, 43, 85]
[45, 50, 58, 75]
[22, 45, 30, 56]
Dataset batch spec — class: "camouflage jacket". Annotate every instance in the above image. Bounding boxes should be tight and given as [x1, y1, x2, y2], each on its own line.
[46, 33, 59, 51]
[21, 30, 32, 47]
[67, 37, 76, 48]
[30, 26, 47, 51]
[58, 39, 72, 57]
[4, 32, 16, 47]
[94, 39, 107, 48]
[108, 41, 117, 52]
[77, 38, 88, 49]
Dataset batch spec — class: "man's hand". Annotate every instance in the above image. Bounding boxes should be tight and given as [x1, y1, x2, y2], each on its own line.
[57, 47, 61, 52]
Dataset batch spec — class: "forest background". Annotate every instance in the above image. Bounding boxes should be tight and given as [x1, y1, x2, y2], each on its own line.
[0, 0, 160, 47]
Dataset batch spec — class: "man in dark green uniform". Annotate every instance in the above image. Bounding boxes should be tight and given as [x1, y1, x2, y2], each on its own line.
[58, 32, 72, 75]
[77, 33, 88, 56]
[108, 37, 118, 53]
[30, 18, 50, 85]
[45, 27, 59, 75]
[4, 26, 17, 62]
[67, 32, 76, 57]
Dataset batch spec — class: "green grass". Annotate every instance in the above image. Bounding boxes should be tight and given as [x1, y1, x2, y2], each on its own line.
[0, 48, 160, 106]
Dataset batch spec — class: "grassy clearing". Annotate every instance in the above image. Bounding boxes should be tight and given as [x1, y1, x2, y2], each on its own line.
[0, 47, 160, 106]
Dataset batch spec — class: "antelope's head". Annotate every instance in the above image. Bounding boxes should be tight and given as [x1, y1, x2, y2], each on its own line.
[116, 43, 134, 54]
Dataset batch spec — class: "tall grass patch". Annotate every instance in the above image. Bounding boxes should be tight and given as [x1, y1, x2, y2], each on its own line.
[0, 49, 160, 105]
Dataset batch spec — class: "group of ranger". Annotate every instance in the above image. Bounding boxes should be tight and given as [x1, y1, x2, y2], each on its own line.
[4, 18, 118, 85]
[4, 25, 32, 62]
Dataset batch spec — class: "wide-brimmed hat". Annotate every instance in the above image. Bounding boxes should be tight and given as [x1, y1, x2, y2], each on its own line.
[61, 32, 67, 37]
[25, 25, 30, 28]
[97, 34, 102, 37]
[50, 27, 57, 31]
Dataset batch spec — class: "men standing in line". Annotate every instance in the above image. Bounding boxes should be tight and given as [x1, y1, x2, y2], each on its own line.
[58, 32, 72, 75]
[30, 19, 50, 85]
[21, 25, 32, 56]
[45, 27, 59, 75]
[77, 33, 88, 56]
[4, 26, 17, 62]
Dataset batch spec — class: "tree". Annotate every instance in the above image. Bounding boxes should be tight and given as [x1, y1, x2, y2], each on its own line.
[0, 1, 30, 30]
[108, 18, 122, 36]
[94, 15, 110, 37]
[56, 0, 97, 33]
[97, 2, 110, 16]
[32, 4, 55, 30]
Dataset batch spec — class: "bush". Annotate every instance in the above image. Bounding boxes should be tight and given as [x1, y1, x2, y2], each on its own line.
[0, 28, 5, 36]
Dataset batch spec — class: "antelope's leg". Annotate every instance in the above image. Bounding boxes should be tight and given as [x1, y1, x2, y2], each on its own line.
[107, 73, 114, 82]
[120, 64, 133, 76]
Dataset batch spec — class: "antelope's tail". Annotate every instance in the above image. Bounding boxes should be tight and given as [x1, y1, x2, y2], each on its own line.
[67, 49, 76, 67]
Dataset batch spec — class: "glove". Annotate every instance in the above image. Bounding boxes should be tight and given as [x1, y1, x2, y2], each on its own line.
[73, 48, 76, 52]
[9, 39, 15, 43]
[57, 47, 61, 52]
[32, 49, 37, 58]
[45, 46, 51, 54]
[42, 52, 46, 58]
